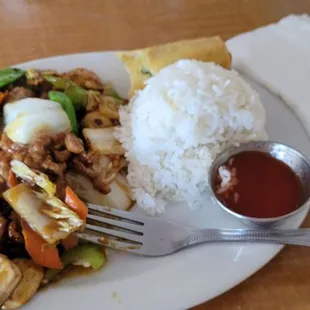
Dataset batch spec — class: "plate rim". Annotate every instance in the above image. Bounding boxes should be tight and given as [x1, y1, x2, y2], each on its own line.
[10, 51, 309, 310]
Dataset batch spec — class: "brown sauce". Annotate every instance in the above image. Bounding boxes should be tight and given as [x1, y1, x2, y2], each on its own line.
[214, 151, 304, 218]
[39, 266, 96, 292]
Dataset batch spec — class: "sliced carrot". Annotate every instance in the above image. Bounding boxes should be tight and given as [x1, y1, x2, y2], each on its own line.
[7, 170, 19, 188]
[61, 234, 79, 250]
[65, 186, 88, 220]
[0, 91, 8, 105]
[21, 221, 63, 269]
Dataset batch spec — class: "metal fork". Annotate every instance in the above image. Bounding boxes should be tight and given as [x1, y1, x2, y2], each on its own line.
[75, 203, 310, 256]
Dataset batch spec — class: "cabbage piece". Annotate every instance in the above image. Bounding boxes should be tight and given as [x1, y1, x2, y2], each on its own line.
[83, 127, 125, 155]
[2, 259, 44, 310]
[0, 255, 22, 307]
[3, 184, 84, 245]
[66, 172, 134, 211]
[10, 160, 56, 197]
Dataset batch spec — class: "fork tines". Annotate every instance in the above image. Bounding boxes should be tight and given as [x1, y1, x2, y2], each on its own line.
[76, 204, 145, 251]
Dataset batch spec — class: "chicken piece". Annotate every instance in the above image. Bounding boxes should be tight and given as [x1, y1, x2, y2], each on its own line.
[83, 151, 100, 166]
[53, 149, 71, 162]
[107, 154, 127, 170]
[0, 255, 22, 307]
[42, 157, 67, 176]
[0, 150, 12, 181]
[81, 111, 113, 128]
[2, 259, 44, 310]
[29, 134, 52, 154]
[98, 96, 121, 120]
[86, 91, 101, 111]
[72, 157, 99, 179]
[65, 68, 103, 90]
[0, 134, 14, 152]
[72, 157, 110, 194]
[55, 176, 67, 201]
[64, 133, 84, 154]
[93, 177, 111, 194]
[11, 152, 27, 164]
[8, 221, 24, 244]
[4, 87, 35, 103]
[25, 69, 44, 87]
[51, 132, 66, 145]
[22, 154, 42, 170]
[40, 91, 49, 99]
[93, 155, 126, 185]
[0, 216, 7, 240]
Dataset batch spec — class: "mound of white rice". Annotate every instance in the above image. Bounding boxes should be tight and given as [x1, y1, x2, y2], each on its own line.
[116, 60, 267, 215]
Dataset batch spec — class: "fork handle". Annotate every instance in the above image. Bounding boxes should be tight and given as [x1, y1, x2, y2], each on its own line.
[184, 228, 310, 247]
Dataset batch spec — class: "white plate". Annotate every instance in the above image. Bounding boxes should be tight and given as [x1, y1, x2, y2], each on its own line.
[16, 52, 310, 310]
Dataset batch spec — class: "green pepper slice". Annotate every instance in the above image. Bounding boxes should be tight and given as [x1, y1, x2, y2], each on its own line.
[44, 75, 87, 108]
[43, 75, 73, 89]
[0, 68, 26, 88]
[64, 84, 87, 108]
[43, 243, 106, 284]
[48, 91, 78, 135]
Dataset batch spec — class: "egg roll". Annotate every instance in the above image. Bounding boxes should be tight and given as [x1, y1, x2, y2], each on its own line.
[117, 36, 232, 97]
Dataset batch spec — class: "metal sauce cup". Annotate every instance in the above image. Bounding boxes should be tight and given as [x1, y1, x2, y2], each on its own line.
[208, 141, 310, 227]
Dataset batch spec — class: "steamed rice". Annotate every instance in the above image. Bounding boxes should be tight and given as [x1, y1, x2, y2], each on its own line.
[116, 60, 267, 215]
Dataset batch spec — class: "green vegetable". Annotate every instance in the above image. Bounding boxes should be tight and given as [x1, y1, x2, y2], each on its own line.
[0, 68, 25, 88]
[140, 67, 152, 78]
[64, 84, 87, 108]
[44, 75, 87, 108]
[43, 75, 73, 89]
[43, 243, 106, 284]
[63, 243, 106, 269]
[48, 91, 78, 135]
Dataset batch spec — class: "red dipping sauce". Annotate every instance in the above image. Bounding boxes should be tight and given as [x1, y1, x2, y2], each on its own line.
[214, 151, 304, 218]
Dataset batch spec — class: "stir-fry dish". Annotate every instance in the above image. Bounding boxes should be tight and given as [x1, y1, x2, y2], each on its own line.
[0, 67, 134, 309]
[0, 35, 266, 308]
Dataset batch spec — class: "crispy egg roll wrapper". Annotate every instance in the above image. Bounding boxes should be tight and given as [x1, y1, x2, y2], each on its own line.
[118, 36, 232, 97]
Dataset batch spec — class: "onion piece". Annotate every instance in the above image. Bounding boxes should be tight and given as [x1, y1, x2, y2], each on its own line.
[3, 98, 61, 125]
[83, 127, 125, 155]
[5, 110, 71, 144]
[66, 172, 134, 211]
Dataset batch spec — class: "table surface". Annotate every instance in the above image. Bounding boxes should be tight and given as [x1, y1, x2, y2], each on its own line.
[1, 0, 310, 309]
